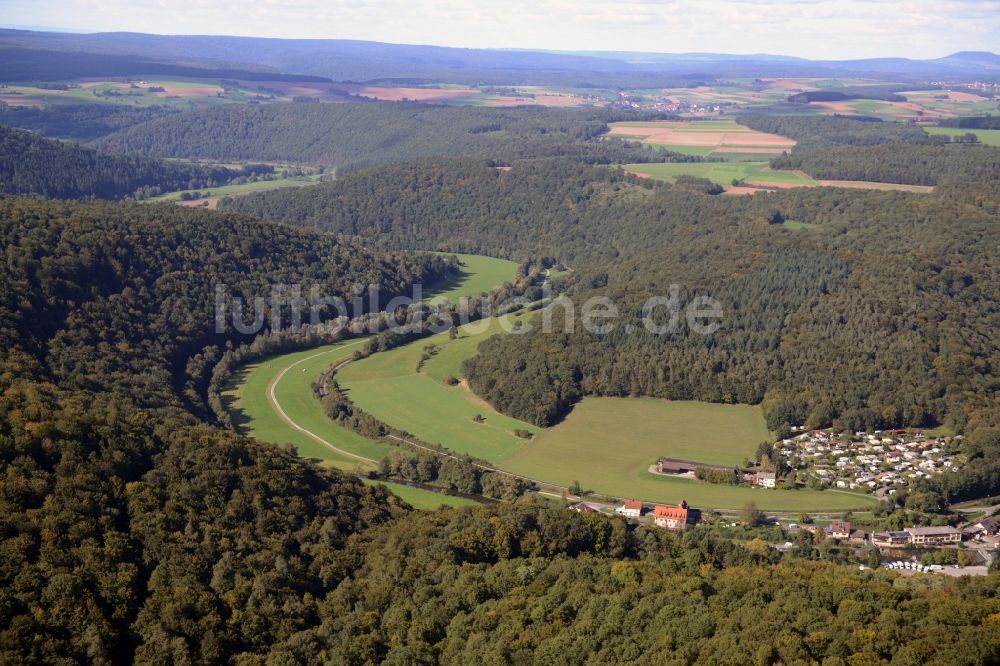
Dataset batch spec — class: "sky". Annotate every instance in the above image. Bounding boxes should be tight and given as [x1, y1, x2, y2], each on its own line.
[3, 0, 999, 60]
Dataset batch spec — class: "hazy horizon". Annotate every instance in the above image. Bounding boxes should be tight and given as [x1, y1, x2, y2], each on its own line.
[3, 0, 998, 61]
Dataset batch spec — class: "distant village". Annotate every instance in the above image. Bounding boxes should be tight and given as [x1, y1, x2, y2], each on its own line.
[779, 428, 964, 496]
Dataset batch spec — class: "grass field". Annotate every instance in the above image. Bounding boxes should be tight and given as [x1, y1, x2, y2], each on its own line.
[625, 161, 817, 186]
[147, 175, 323, 203]
[500, 397, 875, 511]
[363, 479, 479, 509]
[924, 127, 1000, 147]
[426, 254, 520, 304]
[339, 315, 538, 462]
[221, 339, 389, 471]
[626, 162, 934, 194]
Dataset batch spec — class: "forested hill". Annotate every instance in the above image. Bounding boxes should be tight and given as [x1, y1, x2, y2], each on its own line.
[0, 197, 452, 662]
[224, 157, 1000, 449]
[0, 124, 269, 199]
[0, 197, 450, 409]
[0, 102, 178, 142]
[91, 102, 678, 171]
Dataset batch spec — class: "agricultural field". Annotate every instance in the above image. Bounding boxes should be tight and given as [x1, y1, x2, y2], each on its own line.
[896, 90, 999, 118]
[0, 76, 357, 109]
[607, 120, 795, 158]
[925, 126, 1000, 147]
[499, 397, 875, 511]
[0, 78, 241, 109]
[337, 308, 877, 511]
[800, 94, 997, 121]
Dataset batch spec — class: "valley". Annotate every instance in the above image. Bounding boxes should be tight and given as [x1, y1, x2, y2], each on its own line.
[3, 18, 1000, 664]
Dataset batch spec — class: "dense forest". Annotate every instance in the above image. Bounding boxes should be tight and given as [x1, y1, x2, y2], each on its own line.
[0, 125, 277, 199]
[0, 197, 458, 662]
[0, 102, 179, 142]
[92, 102, 681, 171]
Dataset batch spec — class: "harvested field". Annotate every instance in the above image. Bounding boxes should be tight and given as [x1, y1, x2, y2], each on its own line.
[818, 180, 934, 193]
[607, 120, 795, 158]
[335, 84, 478, 102]
[483, 93, 588, 107]
[153, 85, 224, 98]
[723, 186, 775, 195]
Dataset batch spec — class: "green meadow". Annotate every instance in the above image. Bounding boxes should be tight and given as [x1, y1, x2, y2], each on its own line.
[221, 339, 388, 471]
[426, 253, 520, 304]
[338, 315, 538, 462]
[924, 127, 1000, 147]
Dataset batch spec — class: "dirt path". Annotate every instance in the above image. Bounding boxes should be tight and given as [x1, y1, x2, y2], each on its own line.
[266, 341, 376, 463]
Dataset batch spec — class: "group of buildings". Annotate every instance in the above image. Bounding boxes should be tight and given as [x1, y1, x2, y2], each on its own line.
[807, 517, 999, 550]
[570, 499, 700, 530]
[779, 429, 962, 495]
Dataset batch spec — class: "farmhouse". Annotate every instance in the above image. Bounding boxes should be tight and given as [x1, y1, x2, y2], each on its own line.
[971, 517, 999, 536]
[828, 520, 852, 540]
[616, 499, 643, 518]
[752, 472, 776, 489]
[570, 502, 599, 514]
[653, 503, 689, 530]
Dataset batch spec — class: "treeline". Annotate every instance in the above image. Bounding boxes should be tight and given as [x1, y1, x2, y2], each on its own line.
[0, 197, 449, 415]
[0, 125, 275, 199]
[272, 500, 1000, 664]
[787, 88, 907, 103]
[939, 115, 1000, 129]
[378, 449, 534, 501]
[739, 114, 1000, 187]
[93, 102, 683, 171]
[770, 141, 1000, 186]
[738, 114, 930, 147]
[0, 101, 178, 141]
